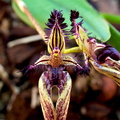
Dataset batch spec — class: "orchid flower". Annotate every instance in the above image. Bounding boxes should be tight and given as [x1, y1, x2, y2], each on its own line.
[22, 10, 87, 120]
[13, 1, 120, 119]
[70, 10, 120, 86]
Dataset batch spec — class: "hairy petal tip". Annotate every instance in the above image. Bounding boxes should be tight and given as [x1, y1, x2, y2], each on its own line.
[70, 10, 79, 21]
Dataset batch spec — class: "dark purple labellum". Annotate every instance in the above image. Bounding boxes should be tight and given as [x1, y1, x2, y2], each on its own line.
[97, 45, 120, 63]
[46, 65, 66, 86]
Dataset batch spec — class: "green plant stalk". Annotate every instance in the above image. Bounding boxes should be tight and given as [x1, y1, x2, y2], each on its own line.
[101, 13, 120, 24]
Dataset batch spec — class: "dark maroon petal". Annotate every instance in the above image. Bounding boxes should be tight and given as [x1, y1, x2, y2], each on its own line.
[97, 45, 120, 63]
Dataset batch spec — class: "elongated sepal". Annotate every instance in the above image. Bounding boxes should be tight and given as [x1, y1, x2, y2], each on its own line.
[90, 58, 120, 86]
[56, 72, 72, 120]
[46, 10, 67, 53]
[70, 10, 88, 51]
[38, 72, 56, 120]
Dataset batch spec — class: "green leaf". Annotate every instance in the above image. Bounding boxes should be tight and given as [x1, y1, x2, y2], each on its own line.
[12, 0, 110, 41]
[108, 24, 120, 52]
[101, 13, 120, 24]
[50, 0, 111, 41]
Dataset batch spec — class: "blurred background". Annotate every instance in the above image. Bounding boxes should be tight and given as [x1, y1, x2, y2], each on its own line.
[0, 0, 120, 120]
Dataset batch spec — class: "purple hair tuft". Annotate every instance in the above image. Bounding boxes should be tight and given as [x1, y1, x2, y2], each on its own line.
[45, 9, 68, 41]
[70, 10, 79, 22]
[46, 9, 67, 30]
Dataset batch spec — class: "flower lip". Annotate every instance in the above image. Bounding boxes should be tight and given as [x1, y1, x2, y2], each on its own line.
[95, 45, 120, 63]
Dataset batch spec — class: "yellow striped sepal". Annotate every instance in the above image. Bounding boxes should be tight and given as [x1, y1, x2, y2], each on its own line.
[46, 10, 67, 54]
[48, 27, 65, 54]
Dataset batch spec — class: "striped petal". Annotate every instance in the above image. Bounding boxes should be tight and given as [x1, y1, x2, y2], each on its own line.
[38, 72, 55, 120]
[38, 68, 72, 120]
[56, 72, 72, 120]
